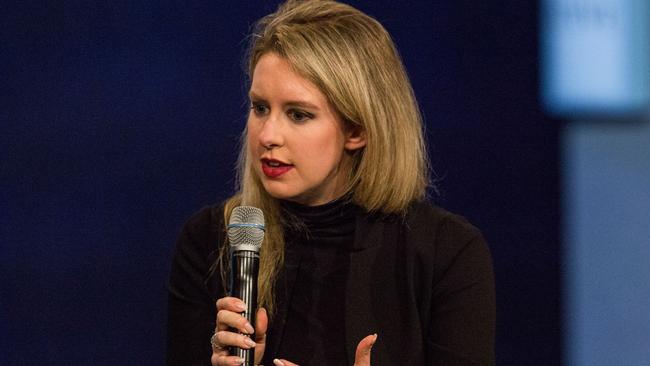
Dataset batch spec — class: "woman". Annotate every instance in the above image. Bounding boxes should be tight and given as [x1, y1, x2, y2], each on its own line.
[167, 1, 495, 365]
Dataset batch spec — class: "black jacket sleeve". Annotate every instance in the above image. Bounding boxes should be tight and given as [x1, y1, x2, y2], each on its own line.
[166, 206, 223, 366]
[427, 214, 496, 365]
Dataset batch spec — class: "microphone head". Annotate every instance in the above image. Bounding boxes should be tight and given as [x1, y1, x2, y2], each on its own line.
[228, 206, 265, 253]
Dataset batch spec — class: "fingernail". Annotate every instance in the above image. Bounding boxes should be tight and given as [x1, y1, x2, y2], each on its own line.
[244, 337, 257, 348]
[273, 359, 285, 366]
[234, 357, 245, 365]
[370, 333, 378, 349]
[243, 322, 255, 334]
[236, 302, 247, 312]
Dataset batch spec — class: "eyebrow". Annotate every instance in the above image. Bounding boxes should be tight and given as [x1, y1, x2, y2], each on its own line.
[248, 91, 321, 111]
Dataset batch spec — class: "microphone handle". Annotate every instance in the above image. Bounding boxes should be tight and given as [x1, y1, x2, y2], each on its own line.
[230, 251, 260, 366]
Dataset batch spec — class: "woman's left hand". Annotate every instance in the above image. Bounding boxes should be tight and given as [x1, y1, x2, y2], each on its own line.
[271, 333, 377, 366]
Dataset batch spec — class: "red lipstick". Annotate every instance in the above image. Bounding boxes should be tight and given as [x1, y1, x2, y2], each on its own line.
[261, 159, 293, 178]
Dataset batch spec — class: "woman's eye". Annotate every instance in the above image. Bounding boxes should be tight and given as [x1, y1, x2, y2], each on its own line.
[288, 109, 312, 122]
[251, 103, 269, 115]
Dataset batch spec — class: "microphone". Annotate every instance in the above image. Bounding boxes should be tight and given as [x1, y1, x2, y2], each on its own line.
[227, 206, 265, 366]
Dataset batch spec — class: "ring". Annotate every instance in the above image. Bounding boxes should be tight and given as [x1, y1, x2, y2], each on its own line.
[210, 332, 224, 352]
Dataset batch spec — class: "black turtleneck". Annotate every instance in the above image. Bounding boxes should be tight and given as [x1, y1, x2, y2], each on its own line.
[272, 197, 358, 365]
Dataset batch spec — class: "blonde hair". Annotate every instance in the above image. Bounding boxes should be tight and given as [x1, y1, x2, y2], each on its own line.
[221, 0, 430, 315]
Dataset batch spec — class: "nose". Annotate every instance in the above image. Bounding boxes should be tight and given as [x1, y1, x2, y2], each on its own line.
[257, 112, 284, 150]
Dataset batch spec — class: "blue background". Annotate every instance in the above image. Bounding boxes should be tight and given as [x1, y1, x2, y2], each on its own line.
[2, 1, 561, 364]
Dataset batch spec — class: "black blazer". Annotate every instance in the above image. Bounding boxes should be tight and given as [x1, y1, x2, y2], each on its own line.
[167, 201, 495, 366]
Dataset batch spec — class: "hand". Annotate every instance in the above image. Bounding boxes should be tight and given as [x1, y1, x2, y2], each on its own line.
[211, 297, 268, 366]
[272, 333, 378, 366]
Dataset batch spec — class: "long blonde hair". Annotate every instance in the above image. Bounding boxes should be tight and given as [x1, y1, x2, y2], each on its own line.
[222, 0, 430, 315]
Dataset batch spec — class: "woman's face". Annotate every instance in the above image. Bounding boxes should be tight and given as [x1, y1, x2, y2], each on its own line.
[246, 53, 366, 206]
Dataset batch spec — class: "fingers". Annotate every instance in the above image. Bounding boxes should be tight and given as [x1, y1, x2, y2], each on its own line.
[354, 333, 378, 366]
[210, 329, 252, 366]
[216, 309, 255, 334]
[214, 329, 257, 348]
[216, 297, 254, 333]
[211, 353, 248, 366]
[273, 359, 297, 366]
[272, 333, 377, 366]
[216, 296, 248, 312]
[212, 297, 260, 366]
[255, 307, 268, 343]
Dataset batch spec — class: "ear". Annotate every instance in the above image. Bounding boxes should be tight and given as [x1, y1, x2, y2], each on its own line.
[344, 125, 367, 151]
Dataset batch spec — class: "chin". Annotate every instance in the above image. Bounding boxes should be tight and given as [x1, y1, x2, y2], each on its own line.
[261, 181, 298, 201]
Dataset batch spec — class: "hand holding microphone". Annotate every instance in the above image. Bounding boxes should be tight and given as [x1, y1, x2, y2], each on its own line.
[211, 206, 268, 366]
[211, 207, 377, 366]
[212, 298, 268, 366]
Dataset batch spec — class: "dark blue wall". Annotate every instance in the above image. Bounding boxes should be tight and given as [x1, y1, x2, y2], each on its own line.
[1, 1, 560, 364]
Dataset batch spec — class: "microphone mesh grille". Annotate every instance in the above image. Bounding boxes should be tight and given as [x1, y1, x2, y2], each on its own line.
[228, 206, 265, 252]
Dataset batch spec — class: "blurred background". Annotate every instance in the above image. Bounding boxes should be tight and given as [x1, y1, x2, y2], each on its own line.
[1, 0, 648, 364]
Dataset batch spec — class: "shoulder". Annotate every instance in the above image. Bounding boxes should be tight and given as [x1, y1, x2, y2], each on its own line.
[174, 203, 226, 262]
[403, 204, 495, 364]
[404, 200, 483, 245]
[401, 200, 491, 278]
[169, 203, 228, 298]
[182, 203, 224, 237]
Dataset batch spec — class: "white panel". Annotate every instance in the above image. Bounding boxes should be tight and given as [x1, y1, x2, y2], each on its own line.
[563, 119, 650, 365]
[542, 0, 649, 115]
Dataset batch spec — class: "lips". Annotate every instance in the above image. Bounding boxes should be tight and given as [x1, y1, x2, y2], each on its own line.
[261, 158, 293, 178]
